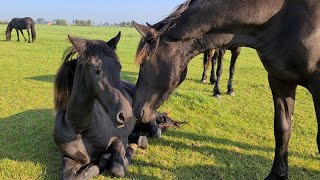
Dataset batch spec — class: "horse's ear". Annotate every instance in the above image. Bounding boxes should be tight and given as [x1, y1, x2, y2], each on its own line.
[67, 35, 87, 55]
[146, 22, 152, 27]
[132, 21, 156, 39]
[106, 31, 121, 50]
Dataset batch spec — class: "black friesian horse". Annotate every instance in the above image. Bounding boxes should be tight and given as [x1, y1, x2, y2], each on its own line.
[131, 0, 320, 179]
[5, 17, 36, 43]
[54, 33, 167, 179]
[201, 47, 241, 98]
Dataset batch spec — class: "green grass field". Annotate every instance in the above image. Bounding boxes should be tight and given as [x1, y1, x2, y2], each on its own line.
[0, 25, 319, 179]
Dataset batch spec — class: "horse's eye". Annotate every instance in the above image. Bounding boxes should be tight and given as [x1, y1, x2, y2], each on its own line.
[93, 67, 102, 75]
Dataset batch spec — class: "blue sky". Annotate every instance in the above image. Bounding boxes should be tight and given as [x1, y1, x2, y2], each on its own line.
[1, 0, 185, 24]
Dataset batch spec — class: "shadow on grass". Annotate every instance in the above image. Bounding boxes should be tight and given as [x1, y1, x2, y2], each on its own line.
[26, 71, 138, 84]
[1, 110, 318, 179]
[0, 109, 61, 179]
[26, 75, 55, 83]
[144, 130, 320, 179]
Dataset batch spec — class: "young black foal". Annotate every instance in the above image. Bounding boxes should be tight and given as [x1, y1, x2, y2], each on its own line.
[5, 17, 36, 43]
[54, 33, 163, 179]
[201, 47, 241, 98]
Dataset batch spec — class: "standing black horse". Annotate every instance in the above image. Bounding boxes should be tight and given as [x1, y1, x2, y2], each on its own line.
[5, 17, 36, 43]
[201, 47, 241, 98]
[132, 0, 320, 179]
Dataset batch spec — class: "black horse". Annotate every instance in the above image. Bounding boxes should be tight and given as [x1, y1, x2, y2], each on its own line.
[5, 17, 36, 43]
[201, 47, 241, 98]
[54, 33, 168, 179]
[132, 0, 320, 179]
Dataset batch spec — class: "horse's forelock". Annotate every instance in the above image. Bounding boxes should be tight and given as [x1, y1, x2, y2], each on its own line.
[78, 40, 119, 65]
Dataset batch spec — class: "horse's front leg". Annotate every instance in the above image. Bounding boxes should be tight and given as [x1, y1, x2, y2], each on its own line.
[107, 139, 137, 178]
[210, 49, 218, 84]
[227, 47, 241, 96]
[265, 74, 297, 180]
[308, 75, 320, 154]
[62, 156, 99, 180]
[15, 29, 20, 41]
[20, 30, 27, 41]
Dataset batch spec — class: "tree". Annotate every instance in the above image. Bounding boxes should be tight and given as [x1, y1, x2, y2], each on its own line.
[37, 18, 45, 24]
[55, 19, 68, 26]
[74, 19, 80, 25]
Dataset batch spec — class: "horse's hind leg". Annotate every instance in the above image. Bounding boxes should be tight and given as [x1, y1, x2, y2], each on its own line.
[265, 74, 297, 180]
[20, 30, 27, 41]
[26, 29, 31, 43]
[227, 47, 241, 96]
[213, 48, 226, 98]
[62, 156, 99, 180]
[201, 50, 212, 83]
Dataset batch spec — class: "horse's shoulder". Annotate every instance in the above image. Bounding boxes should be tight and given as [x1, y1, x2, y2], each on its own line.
[54, 109, 78, 144]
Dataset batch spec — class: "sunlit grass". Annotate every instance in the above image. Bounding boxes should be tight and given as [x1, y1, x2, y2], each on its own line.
[0, 25, 319, 179]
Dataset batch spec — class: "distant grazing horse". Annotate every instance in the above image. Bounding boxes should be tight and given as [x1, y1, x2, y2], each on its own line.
[201, 47, 241, 98]
[54, 32, 167, 179]
[5, 17, 36, 43]
[132, 0, 320, 179]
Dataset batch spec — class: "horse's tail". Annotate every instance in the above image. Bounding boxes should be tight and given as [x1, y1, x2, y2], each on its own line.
[54, 47, 77, 112]
[31, 22, 36, 42]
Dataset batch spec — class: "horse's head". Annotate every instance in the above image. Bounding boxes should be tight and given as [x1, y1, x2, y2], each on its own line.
[132, 22, 189, 123]
[5, 26, 11, 41]
[68, 32, 133, 127]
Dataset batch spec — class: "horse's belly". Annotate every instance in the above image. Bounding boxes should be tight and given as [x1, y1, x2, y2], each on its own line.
[258, 51, 309, 84]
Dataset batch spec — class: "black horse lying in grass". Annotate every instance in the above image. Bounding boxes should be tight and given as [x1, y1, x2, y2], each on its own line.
[53, 32, 176, 179]
[201, 47, 241, 98]
[5, 17, 36, 43]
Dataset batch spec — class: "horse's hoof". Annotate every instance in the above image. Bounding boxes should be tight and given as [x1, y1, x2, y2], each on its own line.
[227, 91, 235, 96]
[265, 172, 288, 180]
[201, 79, 207, 83]
[137, 136, 148, 149]
[210, 80, 216, 85]
[78, 164, 100, 179]
[213, 94, 222, 99]
[110, 163, 125, 178]
[98, 153, 112, 171]
[86, 165, 100, 178]
[153, 128, 161, 139]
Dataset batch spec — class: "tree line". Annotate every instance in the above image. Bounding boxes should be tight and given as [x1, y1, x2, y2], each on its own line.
[36, 18, 132, 27]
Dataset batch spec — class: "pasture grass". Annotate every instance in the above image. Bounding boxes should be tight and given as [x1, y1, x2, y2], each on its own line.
[0, 25, 319, 179]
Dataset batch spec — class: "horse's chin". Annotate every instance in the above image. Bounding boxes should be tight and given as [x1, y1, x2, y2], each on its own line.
[140, 110, 157, 123]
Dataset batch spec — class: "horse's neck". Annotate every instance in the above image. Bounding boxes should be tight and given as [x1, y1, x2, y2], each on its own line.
[121, 81, 134, 105]
[168, 0, 287, 56]
[66, 66, 95, 131]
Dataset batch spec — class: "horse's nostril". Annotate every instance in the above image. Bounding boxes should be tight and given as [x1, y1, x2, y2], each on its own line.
[117, 112, 125, 124]
[140, 110, 145, 119]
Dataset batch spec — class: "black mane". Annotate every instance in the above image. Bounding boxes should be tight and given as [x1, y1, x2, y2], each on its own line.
[135, 0, 193, 65]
